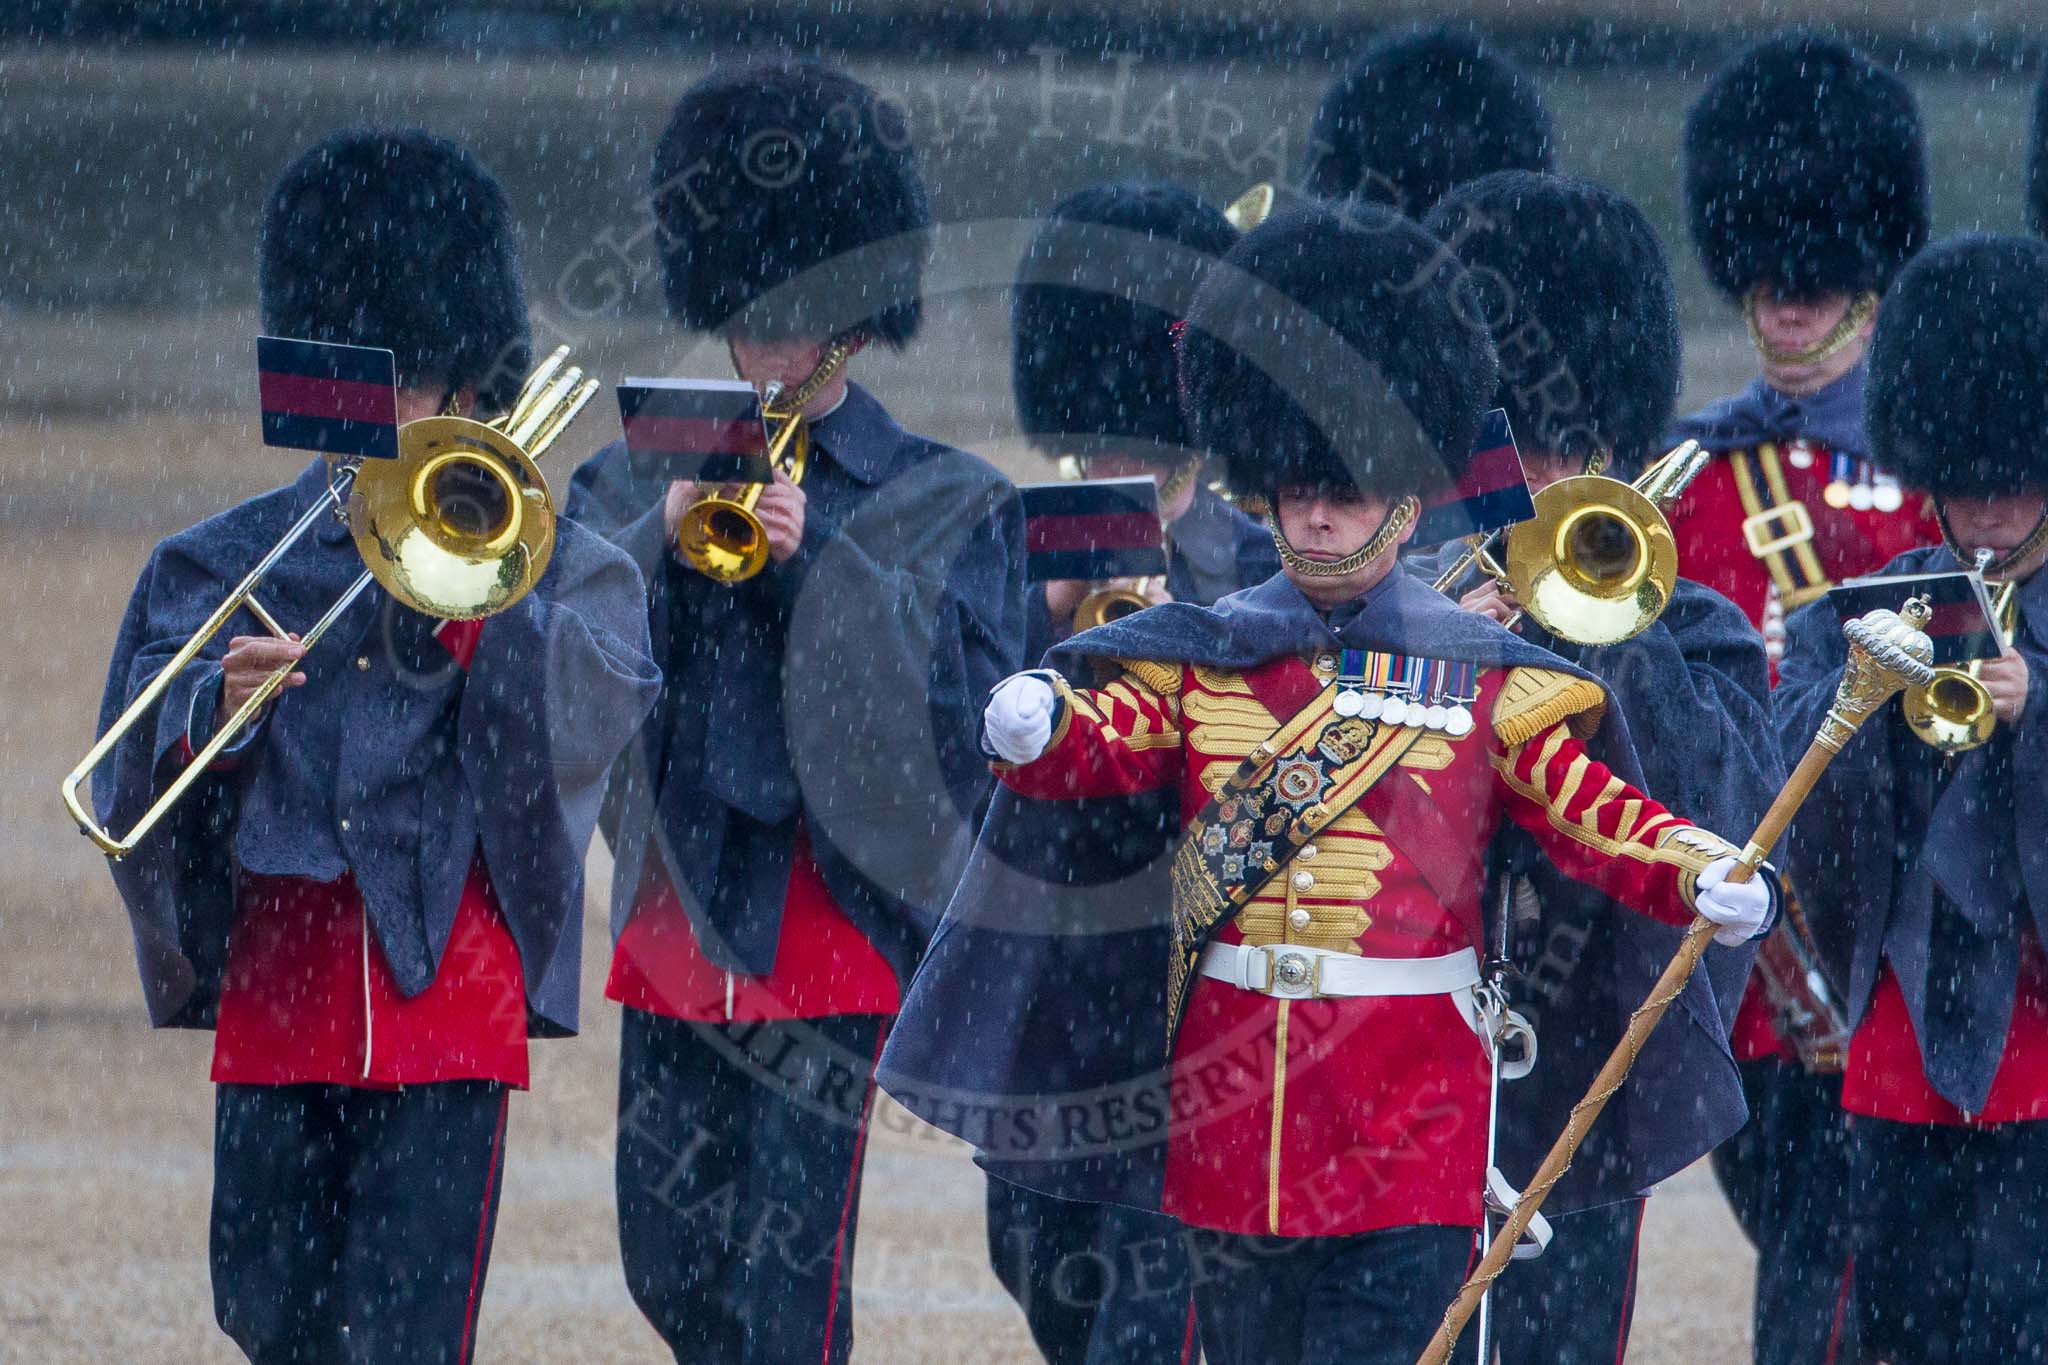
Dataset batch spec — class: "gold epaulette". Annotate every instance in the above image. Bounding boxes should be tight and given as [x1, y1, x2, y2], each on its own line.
[1110, 657, 1184, 697]
[1492, 667, 1608, 747]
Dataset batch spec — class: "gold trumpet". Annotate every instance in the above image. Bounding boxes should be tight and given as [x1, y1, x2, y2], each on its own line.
[1435, 440, 1709, 646]
[1063, 457, 1200, 632]
[675, 337, 855, 583]
[1072, 578, 1158, 631]
[60, 346, 597, 858]
[1904, 565, 2020, 755]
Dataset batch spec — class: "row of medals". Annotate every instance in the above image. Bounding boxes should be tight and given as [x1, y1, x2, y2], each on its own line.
[1330, 664, 1477, 736]
[1785, 439, 1905, 513]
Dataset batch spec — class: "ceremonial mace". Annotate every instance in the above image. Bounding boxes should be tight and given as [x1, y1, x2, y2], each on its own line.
[1416, 597, 1936, 1365]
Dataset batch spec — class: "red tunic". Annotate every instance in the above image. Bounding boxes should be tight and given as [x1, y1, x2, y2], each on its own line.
[207, 619, 531, 1090]
[1665, 441, 1941, 640]
[605, 821, 901, 1021]
[1668, 442, 1940, 1062]
[1843, 931, 2048, 1126]
[999, 653, 1730, 1237]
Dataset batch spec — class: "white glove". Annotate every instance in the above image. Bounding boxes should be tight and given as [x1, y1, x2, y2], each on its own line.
[984, 671, 1059, 765]
[1694, 855, 1772, 947]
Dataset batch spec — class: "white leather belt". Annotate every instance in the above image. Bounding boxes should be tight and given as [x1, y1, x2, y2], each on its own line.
[1197, 942, 1481, 1001]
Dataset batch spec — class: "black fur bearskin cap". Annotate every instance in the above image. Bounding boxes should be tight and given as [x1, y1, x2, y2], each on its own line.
[650, 61, 931, 348]
[1426, 171, 1681, 475]
[261, 128, 531, 413]
[1180, 202, 1499, 502]
[1683, 31, 1929, 302]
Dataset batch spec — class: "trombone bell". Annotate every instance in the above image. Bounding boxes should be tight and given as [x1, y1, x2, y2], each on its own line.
[1503, 475, 1677, 646]
[346, 346, 595, 621]
[349, 417, 554, 621]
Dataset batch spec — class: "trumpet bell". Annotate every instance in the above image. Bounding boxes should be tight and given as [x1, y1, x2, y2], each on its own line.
[348, 416, 555, 620]
[675, 492, 771, 583]
[1072, 585, 1152, 632]
[1903, 578, 2017, 755]
[1504, 475, 1677, 646]
[1902, 671, 1998, 755]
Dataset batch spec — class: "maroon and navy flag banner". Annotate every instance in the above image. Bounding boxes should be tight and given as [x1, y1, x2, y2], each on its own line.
[1411, 408, 1535, 546]
[1018, 475, 1168, 583]
[1832, 571, 2002, 666]
[616, 377, 771, 483]
[257, 336, 400, 460]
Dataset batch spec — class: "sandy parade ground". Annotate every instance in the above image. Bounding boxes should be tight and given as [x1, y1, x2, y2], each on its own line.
[10, 37, 2044, 1361]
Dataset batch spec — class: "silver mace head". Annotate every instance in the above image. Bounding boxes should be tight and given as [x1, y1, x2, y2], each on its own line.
[1819, 595, 1938, 753]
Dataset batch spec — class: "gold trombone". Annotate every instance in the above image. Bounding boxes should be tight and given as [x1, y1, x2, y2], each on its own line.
[60, 346, 597, 858]
[1904, 551, 2021, 755]
[1434, 440, 1709, 645]
[675, 337, 855, 583]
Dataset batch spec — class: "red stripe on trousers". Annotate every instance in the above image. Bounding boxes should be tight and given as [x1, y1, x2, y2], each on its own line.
[1615, 1199, 1647, 1364]
[1824, 1254, 1856, 1365]
[820, 1021, 890, 1364]
[458, 1089, 510, 1364]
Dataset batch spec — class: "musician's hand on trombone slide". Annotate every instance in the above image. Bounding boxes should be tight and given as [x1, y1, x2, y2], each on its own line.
[218, 633, 306, 725]
[1458, 578, 1521, 630]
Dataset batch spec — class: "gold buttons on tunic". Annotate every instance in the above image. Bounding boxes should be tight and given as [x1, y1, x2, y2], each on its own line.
[1299, 844, 1318, 860]
[1288, 908, 1312, 930]
[1292, 869, 1315, 892]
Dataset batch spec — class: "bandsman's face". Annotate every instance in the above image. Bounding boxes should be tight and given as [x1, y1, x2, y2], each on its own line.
[1942, 492, 2048, 581]
[1521, 451, 1585, 496]
[1750, 285, 1873, 395]
[726, 333, 853, 420]
[1274, 484, 1411, 606]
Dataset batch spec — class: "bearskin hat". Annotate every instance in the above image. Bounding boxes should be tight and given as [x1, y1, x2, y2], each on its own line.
[1425, 172, 1680, 473]
[260, 128, 530, 413]
[2028, 63, 2048, 240]
[1867, 235, 2048, 499]
[1683, 32, 1929, 301]
[1011, 181, 1237, 461]
[1300, 27, 1554, 218]
[1180, 203, 1498, 501]
[651, 61, 930, 347]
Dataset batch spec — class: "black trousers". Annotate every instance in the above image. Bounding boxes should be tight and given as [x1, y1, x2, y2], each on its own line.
[1851, 1115, 2048, 1364]
[1190, 1224, 1476, 1365]
[210, 1080, 510, 1365]
[616, 1009, 889, 1365]
[1490, 1198, 1644, 1365]
[985, 1179, 1196, 1365]
[1711, 1058, 1858, 1364]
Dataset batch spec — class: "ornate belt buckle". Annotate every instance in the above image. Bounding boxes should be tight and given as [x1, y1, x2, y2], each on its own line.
[1741, 501, 1815, 558]
[1271, 950, 1316, 997]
